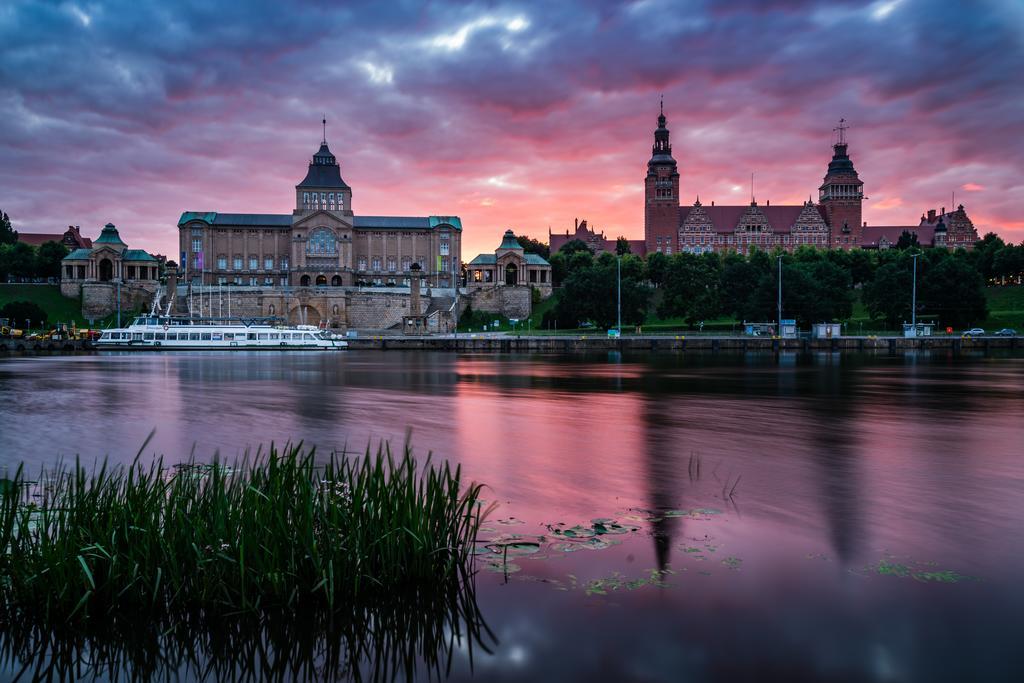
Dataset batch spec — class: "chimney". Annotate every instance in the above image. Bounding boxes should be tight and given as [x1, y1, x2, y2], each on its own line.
[941, 206, 945, 215]
[927, 209, 936, 222]
[766, 199, 770, 206]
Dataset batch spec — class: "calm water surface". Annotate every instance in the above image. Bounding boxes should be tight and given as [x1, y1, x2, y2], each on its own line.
[1, 350, 1023, 681]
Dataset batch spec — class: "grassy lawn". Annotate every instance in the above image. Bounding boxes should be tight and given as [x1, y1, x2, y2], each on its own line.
[982, 287, 1024, 331]
[496, 286, 1024, 336]
[0, 284, 120, 329]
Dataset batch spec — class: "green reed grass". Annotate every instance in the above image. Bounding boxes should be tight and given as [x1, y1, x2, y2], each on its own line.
[0, 441, 490, 625]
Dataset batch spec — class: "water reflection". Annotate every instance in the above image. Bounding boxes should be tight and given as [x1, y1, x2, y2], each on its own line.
[0, 575, 492, 682]
[2, 351, 1024, 680]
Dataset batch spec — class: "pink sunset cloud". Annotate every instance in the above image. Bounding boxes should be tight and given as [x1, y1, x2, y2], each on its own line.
[1, 0, 1022, 261]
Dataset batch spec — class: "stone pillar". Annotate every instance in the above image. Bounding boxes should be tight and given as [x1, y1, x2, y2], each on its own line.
[409, 262, 422, 315]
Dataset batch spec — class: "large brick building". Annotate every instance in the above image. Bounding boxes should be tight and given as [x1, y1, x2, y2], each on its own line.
[644, 106, 979, 256]
[178, 132, 461, 289]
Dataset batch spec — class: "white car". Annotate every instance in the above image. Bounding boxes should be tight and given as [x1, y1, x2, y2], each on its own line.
[962, 328, 986, 337]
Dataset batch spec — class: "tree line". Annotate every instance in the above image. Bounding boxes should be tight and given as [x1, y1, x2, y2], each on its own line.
[534, 234, 1021, 331]
[1, 211, 70, 282]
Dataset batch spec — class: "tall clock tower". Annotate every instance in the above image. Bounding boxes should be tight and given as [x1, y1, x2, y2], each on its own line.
[644, 101, 680, 254]
[818, 119, 864, 250]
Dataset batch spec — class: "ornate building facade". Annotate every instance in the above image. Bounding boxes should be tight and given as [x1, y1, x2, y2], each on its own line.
[644, 107, 979, 255]
[178, 135, 462, 289]
[468, 229, 552, 297]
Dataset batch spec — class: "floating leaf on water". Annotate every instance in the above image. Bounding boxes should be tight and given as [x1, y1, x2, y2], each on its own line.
[481, 561, 522, 574]
[496, 517, 526, 526]
[722, 557, 742, 569]
[550, 542, 585, 553]
[484, 541, 541, 557]
[580, 537, 621, 551]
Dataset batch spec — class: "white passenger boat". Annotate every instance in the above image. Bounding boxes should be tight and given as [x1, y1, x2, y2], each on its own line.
[96, 316, 348, 350]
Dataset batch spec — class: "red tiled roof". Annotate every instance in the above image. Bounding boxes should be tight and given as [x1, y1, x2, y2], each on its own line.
[17, 232, 92, 248]
[680, 204, 807, 234]
[18, 232, 64, 246]
[861, 226, 935, 247]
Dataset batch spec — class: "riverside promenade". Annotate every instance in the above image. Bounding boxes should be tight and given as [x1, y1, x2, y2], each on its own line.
[346, 333, 1023, 353]
[2, 335, 1020, 354]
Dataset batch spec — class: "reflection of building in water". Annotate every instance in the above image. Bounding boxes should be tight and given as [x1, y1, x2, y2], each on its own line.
[641, 397, 683, 570]
[805, 359, 864, 566]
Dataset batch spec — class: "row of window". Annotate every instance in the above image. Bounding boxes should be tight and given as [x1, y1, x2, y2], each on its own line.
[106, 331, 317, 342]
[678, 234, 828, 245]
[354, 257, 448, 272]
[819, 185, 862, 200]
[471, 270, 548, 283]
[302, 192, 345, 211]
[209, 256, 290, 271]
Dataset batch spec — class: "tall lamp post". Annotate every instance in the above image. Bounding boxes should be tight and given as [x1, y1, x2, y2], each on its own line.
[617, 254, 622, 334]
[777, 255, 782, 336]
[911, 251, 919, 335]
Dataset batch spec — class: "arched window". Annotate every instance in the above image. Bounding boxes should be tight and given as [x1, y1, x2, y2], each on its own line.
[300, 275, 311, 286]
[307, 228, 337, 256]
[331, 275, 342, 286]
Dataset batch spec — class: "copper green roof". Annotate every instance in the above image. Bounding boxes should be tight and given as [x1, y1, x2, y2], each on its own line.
[64, 248, 92, 260]
[498, 230, 523, 250]
[93, 223, 126, 246]
[468, 253, 550, 266]
[123, 249, 157, 262]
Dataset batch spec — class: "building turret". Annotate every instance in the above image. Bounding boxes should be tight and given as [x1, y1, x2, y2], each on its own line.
[644, 99, 681, 255]
[295, 119, 352, 215]
[818, 119, 864, 250]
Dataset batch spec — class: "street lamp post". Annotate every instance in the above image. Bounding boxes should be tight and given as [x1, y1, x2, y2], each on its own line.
[911, 252, 919, 335]
[777, 255, 782, 336]
[616, 255, 622, 334]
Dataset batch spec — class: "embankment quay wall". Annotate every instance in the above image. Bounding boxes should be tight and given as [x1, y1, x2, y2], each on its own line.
[2, 336, 1020, 355]
[346, 335, 1023, 353]
[1, 339, 93, 353]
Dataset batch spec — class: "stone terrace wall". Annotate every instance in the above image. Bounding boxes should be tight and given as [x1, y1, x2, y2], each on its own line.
[79, 282, 157, 320]
[468, 285, 532, 320]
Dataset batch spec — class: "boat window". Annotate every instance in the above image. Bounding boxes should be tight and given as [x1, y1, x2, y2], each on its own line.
[258, 334, 268, 340]
[303, 333, 315, 340]
[144, 333, 154, 340]
[201, 333, 211, 341]
[270, 333, 279, 340]
[224, 333, 234, 340]
[248, 333, 257, 340]
[155, 333, 165, 341]
[212, 333, 223, 341]
[190, 333, 200, 341]
[165, 333, 176, 340]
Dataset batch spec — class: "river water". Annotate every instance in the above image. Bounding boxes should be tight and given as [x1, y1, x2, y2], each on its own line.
[1, 350, 1023, 681]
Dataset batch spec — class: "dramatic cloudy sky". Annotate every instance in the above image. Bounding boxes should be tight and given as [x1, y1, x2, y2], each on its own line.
[1, 0, 1022, 258]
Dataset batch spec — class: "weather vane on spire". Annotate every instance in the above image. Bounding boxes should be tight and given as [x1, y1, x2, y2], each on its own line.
[834, 117, 848, 145]
[660, 94, 664, 116]
[322, 115, 327, 144]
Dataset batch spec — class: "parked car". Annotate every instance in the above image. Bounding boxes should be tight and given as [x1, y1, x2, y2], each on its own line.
[962, 328, 986, 337]
[994, 328, 1017, 337]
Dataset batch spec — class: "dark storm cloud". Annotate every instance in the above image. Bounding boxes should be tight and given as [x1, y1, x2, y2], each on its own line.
[0, 0, 1021, 258]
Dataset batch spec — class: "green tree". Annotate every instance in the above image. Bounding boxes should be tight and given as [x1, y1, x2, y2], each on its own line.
[557, 239, 591, 256]
[862, 261, 913, 328]
[919, 254, 988, 328]
[0, 300, 48, 327]
[0, 211, 16, 245]
[615, 236, 631, 256]
[516, 234, 550, 260]
[719, 251, 772, 321]
[895, 230, 920, 250]
[971, 232, 1005, 281]
[645, 251, 670, 287]
[36, 240, 69, 279]
[554, 260, 651, 328]
[658, 252, 722, 326]
[0, 242, 36, 280]
[992, 244, 1024, 283]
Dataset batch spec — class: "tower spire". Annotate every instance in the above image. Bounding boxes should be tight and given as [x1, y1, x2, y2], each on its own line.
[833, 118, 848, 146]
[322, 115, 327, 145]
